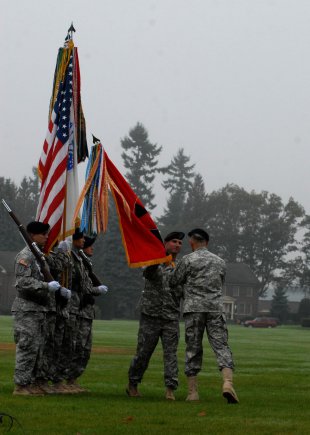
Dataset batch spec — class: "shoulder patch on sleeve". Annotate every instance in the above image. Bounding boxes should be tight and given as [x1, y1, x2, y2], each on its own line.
[19, 259, 29, 267]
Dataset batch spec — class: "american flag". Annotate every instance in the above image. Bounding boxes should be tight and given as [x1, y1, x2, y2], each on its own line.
[37, 47, 81, 252]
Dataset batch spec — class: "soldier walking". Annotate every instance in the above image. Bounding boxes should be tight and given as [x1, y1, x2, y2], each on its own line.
[169, 228, 239, 403]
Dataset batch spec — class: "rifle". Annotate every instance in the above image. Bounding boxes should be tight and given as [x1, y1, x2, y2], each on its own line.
[2, 199, 55, 282]
[1, 199, 67, 306]
[78, 249, 102, 286]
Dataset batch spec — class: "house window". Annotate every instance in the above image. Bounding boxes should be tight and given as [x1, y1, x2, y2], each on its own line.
[232, 286, 239, 297]
[246, 287, 253, 297]
[238, 303, 245, 314]
[246, 304, 252, 315]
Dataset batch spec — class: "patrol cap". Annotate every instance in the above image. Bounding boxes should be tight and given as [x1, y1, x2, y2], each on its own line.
[72, 228, 84, 240]
[164, 231, 185, 242]
[26, 221, 50, 234]
[188, 228, 209, 241]
[83, 235, 96, 249]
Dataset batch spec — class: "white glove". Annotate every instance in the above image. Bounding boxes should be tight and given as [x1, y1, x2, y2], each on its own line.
[60, 287, 72, 300]
[57, 240, 71, 252]
[97, 285, 109, 295]
[48, 281, 61, 292]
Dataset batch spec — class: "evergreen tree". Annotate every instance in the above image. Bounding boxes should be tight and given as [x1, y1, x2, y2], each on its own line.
[16, 167, 40, 224]
[121, 122, 162, 210]
[158, 148, 195, 233]
[298, 298, 310, 320]
[300, 215, 310, 289]
[0, 177, 21, 250]
[0, 168, 40, 251]
[270, 286, 289, 323]
[160, 148, 195, 195]
[183, 173, 208, 231]
[92, 195, 142, 319]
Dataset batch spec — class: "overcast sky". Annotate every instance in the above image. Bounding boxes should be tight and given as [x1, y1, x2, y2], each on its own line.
[1, 0, 310, 217]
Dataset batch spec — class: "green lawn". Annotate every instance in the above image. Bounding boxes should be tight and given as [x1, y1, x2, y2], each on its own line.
[0, 316, 309, 434]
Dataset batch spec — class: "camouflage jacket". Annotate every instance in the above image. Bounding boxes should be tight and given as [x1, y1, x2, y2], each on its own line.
[169, 247, 226, 314]
[46, 249, 72, 314]
[70, 248, 100, 318]
[12, 246, 50, 312]
[139, 261, 183, 321]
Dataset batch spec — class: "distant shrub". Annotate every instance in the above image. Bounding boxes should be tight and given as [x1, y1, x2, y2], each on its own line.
[301, 318, 310, 327]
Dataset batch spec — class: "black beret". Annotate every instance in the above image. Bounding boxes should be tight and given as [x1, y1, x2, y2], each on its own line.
[164, 231, 185, 242]
[188, 228, 209, 241]
[72, 228, 84, 240]
[83, 236, 96, 249]
[26, 221, 50, 235]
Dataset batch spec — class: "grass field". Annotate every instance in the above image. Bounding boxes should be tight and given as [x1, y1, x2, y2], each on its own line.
[0, 315, 309, 434]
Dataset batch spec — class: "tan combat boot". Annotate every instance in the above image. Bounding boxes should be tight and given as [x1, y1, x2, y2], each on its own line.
[13, 385, 32, 396]
[222, 368, 239, 404]
[186, 376, 199, 401]
[13, 384, 45, 396]
[36, 380, 57, 395]
[126, 383, 141, 397]
[66, 379, 89, 393]
[165, 387, 176, 401]
[51, 382, 71, 394]
[27, 384, 46, 396]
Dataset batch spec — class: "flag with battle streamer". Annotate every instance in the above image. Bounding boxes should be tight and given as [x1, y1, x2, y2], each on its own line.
[73, 137, 171, 268]
[36, 25, 88, 252]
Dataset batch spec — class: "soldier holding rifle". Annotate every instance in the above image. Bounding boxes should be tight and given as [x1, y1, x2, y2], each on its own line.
[1, 200, 71, 396]
[11, 221, 64, 396]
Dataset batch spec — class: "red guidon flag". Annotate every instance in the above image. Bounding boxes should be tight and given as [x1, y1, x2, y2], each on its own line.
[104, 151, 171, 267]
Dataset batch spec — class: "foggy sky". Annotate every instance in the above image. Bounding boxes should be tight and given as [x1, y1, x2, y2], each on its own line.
[1, 0, 310, 217]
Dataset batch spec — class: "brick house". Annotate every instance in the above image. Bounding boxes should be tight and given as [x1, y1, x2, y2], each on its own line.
[223, 262, 261, 321]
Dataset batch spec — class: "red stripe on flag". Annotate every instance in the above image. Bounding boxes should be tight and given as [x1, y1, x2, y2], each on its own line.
[45, 215, 63, 253]
[40, 152, 68, 211]
[44, 185, 66, 222]
[40, 139, 65, 186]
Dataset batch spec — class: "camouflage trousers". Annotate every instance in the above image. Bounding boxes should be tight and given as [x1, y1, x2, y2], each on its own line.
[128, 314, 180, 390]
[184, 312, 234, 376]
[13, 311, 47, 386]
[51, 312, 69, 383]
[38, 311, 56, 382]
[75, 317, 93, 378]
[58, 313, 80, 381]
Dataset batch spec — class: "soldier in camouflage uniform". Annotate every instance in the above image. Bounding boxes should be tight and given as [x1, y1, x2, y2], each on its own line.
[76, 236, 108, 384]
[12, 221, 63, 396]
[59, 230, 107, 393]
[169, 228, 239, 403]
[38, 246, 72, 394]
[58, 229, 85, 393]
[127, 231, 184, 401]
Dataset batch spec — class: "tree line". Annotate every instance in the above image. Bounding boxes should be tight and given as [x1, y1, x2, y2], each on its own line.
[1, 122, 310, 319]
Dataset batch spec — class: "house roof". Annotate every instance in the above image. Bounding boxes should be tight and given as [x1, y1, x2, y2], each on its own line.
[226, 262, 260, 285]
[0, 251, 18, 275]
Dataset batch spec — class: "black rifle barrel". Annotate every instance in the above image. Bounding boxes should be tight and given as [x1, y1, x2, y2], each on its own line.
[78, 249, 102, 287]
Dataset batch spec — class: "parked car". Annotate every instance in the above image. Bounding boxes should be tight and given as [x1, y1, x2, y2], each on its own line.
[244, 317, 278, 328]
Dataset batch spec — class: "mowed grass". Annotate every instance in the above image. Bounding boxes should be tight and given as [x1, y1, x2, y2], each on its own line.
[0, 315, 309, 434]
